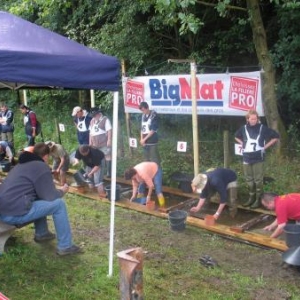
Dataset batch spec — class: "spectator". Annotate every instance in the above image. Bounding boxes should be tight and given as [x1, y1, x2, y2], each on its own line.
[235, 110, 279, 209]
[262, 192, 300, 238]
[124, 161, 165, 207]
[190, 168, 238, 219]
[72, 106, 92, 145]
[73, 144, 106, 197]
[89, 107, 112, 178]
[0, 102, 14, 145]
[0, 140, 13, 163]
[139, 101, 161, 165]
[0, 142, 82, 256]
[19, 104, 41, 146]
[45, 141, 70, 186]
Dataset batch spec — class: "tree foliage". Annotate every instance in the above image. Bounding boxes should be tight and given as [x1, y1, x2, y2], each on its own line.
[1, 0, 300, 136]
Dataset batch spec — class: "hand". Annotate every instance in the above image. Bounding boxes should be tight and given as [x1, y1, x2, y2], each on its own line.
[263, 225, 274, 231]
[129, 197, 136, 202]
[190, 206, 200, 213]
[72, 159, 79, 166]
[213, 213, 220, 220]
[61, 184, 69, 194]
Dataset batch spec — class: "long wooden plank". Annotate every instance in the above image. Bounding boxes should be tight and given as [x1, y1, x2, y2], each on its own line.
[68, 185, 287, 252]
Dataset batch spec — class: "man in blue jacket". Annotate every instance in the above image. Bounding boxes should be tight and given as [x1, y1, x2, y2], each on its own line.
[0, 143, 82, 256]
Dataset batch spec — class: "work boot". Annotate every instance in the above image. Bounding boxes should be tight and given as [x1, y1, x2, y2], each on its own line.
[227, 184, 237, 218]
[250, 190, 262, 209]
[106, 161, 112, 178]
[242, 193, 255, 207]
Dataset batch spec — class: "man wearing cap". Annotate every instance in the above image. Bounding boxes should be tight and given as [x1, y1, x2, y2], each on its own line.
[45, 141, 70, 186]
[89, 107, 112, 178]
[190, 168, 238, 219]
[262, 193, 300, 238]
[72, 106, 92, 145]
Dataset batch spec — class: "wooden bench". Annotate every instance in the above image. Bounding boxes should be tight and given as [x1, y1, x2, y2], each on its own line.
[0, 220, 35, 254]
[0, 221, 16, 254]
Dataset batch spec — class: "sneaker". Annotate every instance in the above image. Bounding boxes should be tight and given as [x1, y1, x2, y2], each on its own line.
[34, 232, 56, 243]
[56, 245, 83, 256]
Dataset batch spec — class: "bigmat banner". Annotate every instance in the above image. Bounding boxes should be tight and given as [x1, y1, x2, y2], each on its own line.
[123, 71, 264, 116]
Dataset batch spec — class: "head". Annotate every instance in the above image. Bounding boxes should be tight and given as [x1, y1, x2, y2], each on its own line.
[20, 104, 29, 114]
[246, 110, 260, 126]
[124, 167, 137, 180]
[45, 141, 56, 151]
[139, 102, 150, 114]
[261, 192, 278, 210]
[79, 144, 90, 156]
[90, 107, 103, 119]
[72, 106, 83, 117]
[0, 103, 8, 112]
[191, 173, 208, 193]
[33, 142, 50, 162]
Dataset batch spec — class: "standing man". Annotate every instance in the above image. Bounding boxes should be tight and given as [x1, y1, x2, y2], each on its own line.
[235, 110, 279, 209]
[139, 102, 161, 165]
[73, 144, 106, 197]
[0, 102, 14, 145]
[262, 193, 300, 238]
[72, 106, 92, 145]
[0, 142, 82, 256]
[190, 168, 238, 219]
[20, 104, 41, 146]
[124, 161, 165, 207]
[89, 107, 112, 178]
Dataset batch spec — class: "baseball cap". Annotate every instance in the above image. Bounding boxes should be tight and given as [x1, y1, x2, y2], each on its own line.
[72, 106, 82, 116]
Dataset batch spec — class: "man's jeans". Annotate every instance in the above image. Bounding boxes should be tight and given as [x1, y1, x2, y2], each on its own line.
[0, 198, 73, 250]
[138, 166, 163, 195]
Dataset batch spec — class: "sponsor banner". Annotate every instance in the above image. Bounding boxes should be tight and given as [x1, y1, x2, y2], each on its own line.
[123, 71, 263, 116]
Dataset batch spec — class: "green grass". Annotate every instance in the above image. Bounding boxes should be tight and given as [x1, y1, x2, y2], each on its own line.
[1, 194, 300, 300]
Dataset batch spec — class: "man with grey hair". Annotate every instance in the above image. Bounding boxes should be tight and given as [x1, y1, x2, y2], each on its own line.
[190, 168, 238, 219]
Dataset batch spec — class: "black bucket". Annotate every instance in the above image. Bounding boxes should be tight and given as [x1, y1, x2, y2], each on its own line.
[168, 210, 188, 231]
[105, 184, 121, 201]
[73, 169, 92, 185]
[284, 224, 300, 248]
[0, 160, 11, 172]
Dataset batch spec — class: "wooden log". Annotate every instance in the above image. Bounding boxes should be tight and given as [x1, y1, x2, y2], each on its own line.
[230, 214, 271, 233]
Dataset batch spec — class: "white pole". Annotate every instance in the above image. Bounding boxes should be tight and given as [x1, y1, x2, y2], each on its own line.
[23, 90, 28, 106]
[108, 91, 119, 277]
[90, 89, 95, 107]
[190, 62, 199, 176]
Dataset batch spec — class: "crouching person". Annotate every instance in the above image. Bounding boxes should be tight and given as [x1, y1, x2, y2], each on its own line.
[190, 168, 238, 219]
[124, 162, 165, 207]
[0, 142, 82, 256]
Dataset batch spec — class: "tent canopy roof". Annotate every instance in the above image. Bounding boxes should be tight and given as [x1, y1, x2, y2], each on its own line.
[0, 11, 120, 91]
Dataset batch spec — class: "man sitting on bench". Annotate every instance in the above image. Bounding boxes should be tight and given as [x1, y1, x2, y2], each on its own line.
[0, 143, 82, 256]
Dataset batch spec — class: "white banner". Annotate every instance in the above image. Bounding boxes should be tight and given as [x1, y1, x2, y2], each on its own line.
[123, 71, 264, 116]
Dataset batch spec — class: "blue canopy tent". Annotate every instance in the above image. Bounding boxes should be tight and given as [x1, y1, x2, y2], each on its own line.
[0, 11, 120, 276]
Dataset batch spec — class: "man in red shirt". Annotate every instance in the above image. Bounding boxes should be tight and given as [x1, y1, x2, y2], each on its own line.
[262, 193, 300, 238]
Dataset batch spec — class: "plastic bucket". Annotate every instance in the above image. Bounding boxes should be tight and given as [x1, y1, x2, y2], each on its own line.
[0, 160, 11, 172]
[105, 184, 121, 201]
[168, 210, 188, 231]
[284, 224, 300, 248]
[73, 169, 92, 185]
[133, 197, 147, 205]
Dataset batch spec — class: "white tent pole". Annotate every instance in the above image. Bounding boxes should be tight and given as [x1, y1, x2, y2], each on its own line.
[90, 89, 95, 107]
[108, 91, 119, 277]
[23, 90, 28, 106]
